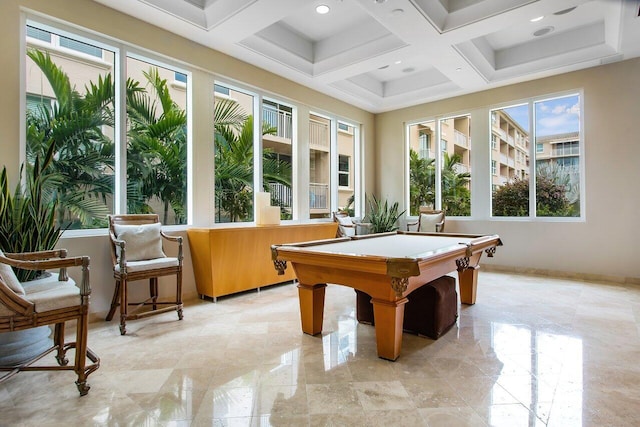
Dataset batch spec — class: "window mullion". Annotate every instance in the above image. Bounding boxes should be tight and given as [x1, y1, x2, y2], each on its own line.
[115, 48, 127, 214]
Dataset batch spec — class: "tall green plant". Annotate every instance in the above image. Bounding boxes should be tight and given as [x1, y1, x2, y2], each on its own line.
[126, 68, 187, 224]
[214, 98, 291, 222]
[26, 48, 114, 229]
[0, 141, 63, 281]
[365, 194, 405, 233]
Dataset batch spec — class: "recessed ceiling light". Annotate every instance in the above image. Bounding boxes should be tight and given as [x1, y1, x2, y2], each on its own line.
[530, 16, 544, 22]
[378, 65, 389, 70]
[315, 4, 330, 14]
[554, 7, 577, 15]
[455, 67, 462, 72]
[391, 8, 404, 16]
[394, 60, 402, 65]
[533, 26, 554, 37]
[374, 0, 387, 4]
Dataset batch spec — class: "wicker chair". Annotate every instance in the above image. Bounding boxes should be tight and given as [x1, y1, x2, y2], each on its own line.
[0, 248, 100, 396]
[406, 208, 446, 232]
[105, 214, 183, 335]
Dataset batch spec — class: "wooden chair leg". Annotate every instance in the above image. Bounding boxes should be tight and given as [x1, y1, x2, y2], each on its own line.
[119, 278, 128, 335]
[177, 271, 184, 320]
[105, 279, 121, 321]
[150, 277, 158, 310]
[54, 323, 68, 366]
[74, 311, 90, 396]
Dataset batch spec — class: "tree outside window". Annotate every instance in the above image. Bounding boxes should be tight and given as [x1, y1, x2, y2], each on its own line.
[25, 24, 190, 228]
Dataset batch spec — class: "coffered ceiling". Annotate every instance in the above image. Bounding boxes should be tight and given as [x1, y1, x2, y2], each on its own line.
[93, 0, 640, 113]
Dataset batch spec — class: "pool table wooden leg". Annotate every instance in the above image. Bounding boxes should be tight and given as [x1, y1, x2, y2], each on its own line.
[371, 298, 408, 361]
[297, 283, 327, 335]
[458, 265, 479, 304]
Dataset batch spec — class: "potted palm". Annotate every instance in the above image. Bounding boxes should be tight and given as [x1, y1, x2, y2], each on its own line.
[365, 194, 405, 233]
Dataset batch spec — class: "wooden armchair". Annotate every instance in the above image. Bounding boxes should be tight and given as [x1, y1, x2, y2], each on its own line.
[0, 248, 100, 396]
[105, 214, 183, 335]
[406, 208, 446, 232]
[332, 211, 372, 237]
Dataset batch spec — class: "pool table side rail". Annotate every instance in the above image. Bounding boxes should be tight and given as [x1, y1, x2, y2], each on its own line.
[271, 232, 502, 281]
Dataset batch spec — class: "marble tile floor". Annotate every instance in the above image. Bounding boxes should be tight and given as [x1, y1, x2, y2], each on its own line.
[1, 271, 640, 426]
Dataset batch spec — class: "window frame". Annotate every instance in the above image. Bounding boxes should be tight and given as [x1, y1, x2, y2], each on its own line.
[25, 17, 193, 235]
[489, 90, 585, 221]
[406, 111, 472, 217]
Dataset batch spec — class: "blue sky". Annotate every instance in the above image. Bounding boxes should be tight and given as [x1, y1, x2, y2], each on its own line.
[501, 94, 580, 137]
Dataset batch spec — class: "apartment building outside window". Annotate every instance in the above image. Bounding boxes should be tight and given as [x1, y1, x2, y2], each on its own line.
[491, 93, 583, 218]
[407, 114, 471, 217]
[338, 155, 350, 187]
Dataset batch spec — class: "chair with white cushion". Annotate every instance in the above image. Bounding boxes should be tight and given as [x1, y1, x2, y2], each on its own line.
[332, 211, 372, 237]
[406, 208, 446, 233]
[105, 214, 183, 335]
[0, 248, 100, 395]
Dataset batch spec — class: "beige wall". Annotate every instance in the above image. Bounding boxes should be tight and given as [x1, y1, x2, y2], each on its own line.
[376, 58, 640, 282]
[0, 0, 375, 315]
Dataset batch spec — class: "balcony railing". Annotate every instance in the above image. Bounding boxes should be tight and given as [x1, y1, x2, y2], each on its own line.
[263, 108, 292, 140]
[309, 182, 329, 209]
[309, 119, 329, 151]
[268, 182, 291, 208]
[454, 130, 468, 148]
[453, 163, 469, 174]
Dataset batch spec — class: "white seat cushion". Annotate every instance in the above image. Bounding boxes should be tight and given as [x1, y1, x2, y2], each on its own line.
[28, 283, 81, 312]
[0, 249, 25, 296]
[115, 257, 179, 273]
[22, 274, 76, 295]
[336, 216, 354, 227]
[418, 213, 444, 232]
[113, 222, 166, 261]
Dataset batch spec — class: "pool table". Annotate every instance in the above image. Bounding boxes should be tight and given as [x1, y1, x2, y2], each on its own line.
[271, 231, 502, 360]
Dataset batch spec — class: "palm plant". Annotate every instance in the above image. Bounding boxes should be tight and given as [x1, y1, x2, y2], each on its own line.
[126, 68, 187, 224]
[365, 194, 405, 233]
[26, 49, 114, 229]
[409, 149, 435, 215]
[409, 149, 471, 216]
[214, 98, 291, 222]
[441, 152, 471, 216]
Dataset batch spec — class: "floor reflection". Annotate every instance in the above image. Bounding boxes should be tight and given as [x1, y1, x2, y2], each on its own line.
[2, 271, 638, 426]
[490, 323, 583, 426]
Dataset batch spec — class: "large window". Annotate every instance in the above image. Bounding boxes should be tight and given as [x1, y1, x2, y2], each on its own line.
[24, 21, 363, 229]
[26, 23, 116, 229]
[407, 116, 471, 217]
[309, 113, 331, 218]
[408, 120, 436, 215]
[440, 115, 471, 216]
[490, 103, 530, 216]
[214, 84, 256, 223]
[126, 57, 188, 224]
[214, 87, 297, 223]
[337, 121, 357, 215]
[262, 98, 294, 220]
[491, 93, 582, 218]
[25, 21, 190, 229]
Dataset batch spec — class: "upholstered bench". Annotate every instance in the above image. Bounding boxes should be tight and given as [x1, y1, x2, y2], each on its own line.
[355, 275, 458, 339]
